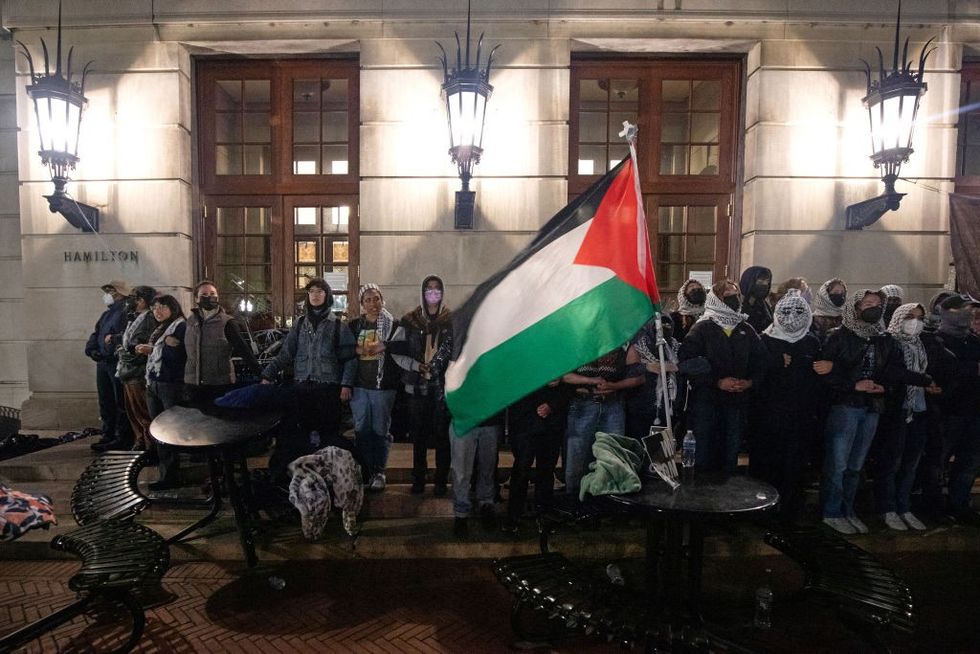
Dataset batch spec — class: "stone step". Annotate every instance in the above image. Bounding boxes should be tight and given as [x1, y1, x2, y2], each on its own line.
[0, 438, 516, 483]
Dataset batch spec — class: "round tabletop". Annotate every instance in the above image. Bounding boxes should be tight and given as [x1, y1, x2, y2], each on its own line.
[607, 473, 778, 517]
[150, 405, 281, 449]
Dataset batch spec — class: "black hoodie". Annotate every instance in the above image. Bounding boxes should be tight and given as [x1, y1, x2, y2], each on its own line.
[739, 266, 774, 334]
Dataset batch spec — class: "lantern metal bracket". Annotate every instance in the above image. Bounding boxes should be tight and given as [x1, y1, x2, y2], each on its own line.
[846, 0, 935, 230]
[18, 1, 97, 232]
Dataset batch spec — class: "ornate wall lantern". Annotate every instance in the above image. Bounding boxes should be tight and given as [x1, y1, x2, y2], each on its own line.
[18, 3, 98, 232]
[846, 0, 935, 230]
[437, 0, 499, 229]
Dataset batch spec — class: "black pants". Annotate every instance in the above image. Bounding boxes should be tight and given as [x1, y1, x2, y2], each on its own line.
[96, 362, 131, 442]
[749, 409, 811, 521]
[409, 391, 450, 485]
[507, 425, 562, 522]
[147, 381, 184, 482]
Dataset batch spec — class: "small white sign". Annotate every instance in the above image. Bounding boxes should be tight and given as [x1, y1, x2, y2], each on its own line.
[688, 270, 713, 288]
[323, 271, 348, 291]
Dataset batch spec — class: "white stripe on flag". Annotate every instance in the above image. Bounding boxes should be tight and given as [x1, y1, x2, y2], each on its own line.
[445, 221, 615, 393]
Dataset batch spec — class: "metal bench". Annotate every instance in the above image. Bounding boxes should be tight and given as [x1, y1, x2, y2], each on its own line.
[764, 524, 916, 650]
[0, 519, 171, 654]
[71, 451, 152, 525]
[492, 552, 667, 649]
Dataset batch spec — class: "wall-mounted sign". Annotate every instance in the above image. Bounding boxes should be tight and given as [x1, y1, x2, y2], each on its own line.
[64, 250, 139, 264]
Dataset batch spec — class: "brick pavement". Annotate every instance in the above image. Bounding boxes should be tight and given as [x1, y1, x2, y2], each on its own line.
[0, 559, 617, 654]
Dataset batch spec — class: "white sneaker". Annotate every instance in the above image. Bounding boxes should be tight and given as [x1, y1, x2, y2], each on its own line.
[368, 473, 386, 491]
[847, 516, 870, 534]
[823, 517, 856, 535]
[882, 512, 907, 531]
[901, 512, 927, 531]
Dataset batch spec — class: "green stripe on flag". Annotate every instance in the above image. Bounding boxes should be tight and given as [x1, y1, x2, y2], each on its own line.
[446, 277, 657, 435]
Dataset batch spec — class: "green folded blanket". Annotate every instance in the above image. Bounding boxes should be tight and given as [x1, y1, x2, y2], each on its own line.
[579, 432, 644, 500]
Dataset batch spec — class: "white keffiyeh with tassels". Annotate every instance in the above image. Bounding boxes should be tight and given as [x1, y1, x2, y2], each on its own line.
[698, 291, 748, 330]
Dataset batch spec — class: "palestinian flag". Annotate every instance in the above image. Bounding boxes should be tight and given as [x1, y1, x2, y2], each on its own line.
[445, 156, 660, 435]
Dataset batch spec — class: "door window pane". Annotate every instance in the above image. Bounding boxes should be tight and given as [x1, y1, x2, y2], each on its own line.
[213, 78, 271, 176]
[649, 202, 720, 297]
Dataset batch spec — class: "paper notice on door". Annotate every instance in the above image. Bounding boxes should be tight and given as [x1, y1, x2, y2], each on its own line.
[688, 270, 713, 289]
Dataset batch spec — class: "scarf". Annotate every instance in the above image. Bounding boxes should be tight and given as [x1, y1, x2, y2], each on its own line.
[812, 278, 845, 318]
[145, 318, 184, 380]
[697, 291, 748, 330]
[633, 326, 679, 412]
[364, 308, 395, 389]
[880, 284, 904, 302]
[764, 289, 812, 343]
[887, 303, 928, 422]
[120, 310, 149, 351]
[676, 279, 706, 317]
[841, 289, 885, 340]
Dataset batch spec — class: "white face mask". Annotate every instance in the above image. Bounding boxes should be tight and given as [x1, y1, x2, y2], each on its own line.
[102, 292, 115, 306]
[901, 319, 924, 337]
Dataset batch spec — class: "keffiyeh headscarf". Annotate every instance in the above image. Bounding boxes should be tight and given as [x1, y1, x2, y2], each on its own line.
[842, 289, 886, 340]
[676, 279, 706, 317]
[764, 289, 812, 343]
[698, 291, 748, 330]
[359, 283, 395, 389]
[887, 303, 928, 422]
[812, 278, 846, 318]
[880, 284, 905, 302]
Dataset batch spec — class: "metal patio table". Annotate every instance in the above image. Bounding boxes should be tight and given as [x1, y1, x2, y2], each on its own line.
[150, 405, 280, 568]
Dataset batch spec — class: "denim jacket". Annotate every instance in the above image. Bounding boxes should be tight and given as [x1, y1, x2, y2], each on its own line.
[262, 312, 357, 385]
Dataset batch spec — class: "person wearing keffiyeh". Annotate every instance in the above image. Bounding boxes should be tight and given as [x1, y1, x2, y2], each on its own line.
[670, 278, 707, 342]
[872, 303, 936, 531]
[678, 280, 767, 473]
[819, 289, 932, 535]
[811, 278, 847, 342]
[345, 284, 406, 491]
[750, 290, 824, 520]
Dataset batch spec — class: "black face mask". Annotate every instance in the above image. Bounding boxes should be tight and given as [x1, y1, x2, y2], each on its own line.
[752, 281, 770, 299]
[723, 296, 742, 312]
[860, 306, 883, 324]
[829, 293, 846, 307]
[199, 296, 218, 311]
[686, 288, 706, 306]
[662, 324, 674, 339]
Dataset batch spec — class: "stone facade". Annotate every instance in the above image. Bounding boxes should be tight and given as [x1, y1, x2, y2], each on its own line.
[0, 0, 971, 426]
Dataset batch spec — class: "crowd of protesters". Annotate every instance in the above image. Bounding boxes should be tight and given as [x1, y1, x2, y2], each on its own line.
[86, 269, 980, 539]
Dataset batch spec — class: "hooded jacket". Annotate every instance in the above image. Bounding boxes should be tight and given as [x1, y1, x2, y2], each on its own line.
[262, 309, 356, 385]
[739, 266, 774, 334]
[390, 275, 454, 394]
[84, 298, 129, 366]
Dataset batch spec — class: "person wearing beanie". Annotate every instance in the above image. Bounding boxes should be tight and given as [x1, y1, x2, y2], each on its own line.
[261, 278, 357, 450]
[345, 284, 406, 491]
[917, 295, 980, 525]
[84, 281, 134, 451]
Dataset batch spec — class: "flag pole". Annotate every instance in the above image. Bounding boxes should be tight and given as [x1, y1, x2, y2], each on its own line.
[620, 121, 672, 435]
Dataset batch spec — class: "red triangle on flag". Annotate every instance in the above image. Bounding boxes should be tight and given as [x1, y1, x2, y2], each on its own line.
[572, 159, 659, 303]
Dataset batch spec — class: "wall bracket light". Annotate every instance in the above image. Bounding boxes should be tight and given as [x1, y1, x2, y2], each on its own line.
[437, 0, 500, 229]
[846, 0, 935, 230]
[18, 2, 98, 232]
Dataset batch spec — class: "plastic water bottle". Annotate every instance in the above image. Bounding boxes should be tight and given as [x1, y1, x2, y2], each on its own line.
[682, 430, 696, 470]
[753, 569, 773, 629]
[309, 430, 321, 448]
[605, 563, 625, 586]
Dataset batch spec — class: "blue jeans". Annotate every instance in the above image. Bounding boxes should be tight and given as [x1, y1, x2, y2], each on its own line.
[449, 424, 500, 518]
[821, 405, 879, 518]
[690, 396, 744, 473]
[873, 411, 928, 514]
[350, 388, 396, 477]
[564, 398, 625, 497]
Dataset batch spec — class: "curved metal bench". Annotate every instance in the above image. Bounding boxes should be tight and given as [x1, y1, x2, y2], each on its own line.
[70, 451, 151, 525]
[0, 519, 171, 654]
[765, 524, 916, 650]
